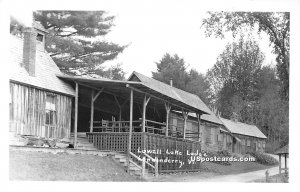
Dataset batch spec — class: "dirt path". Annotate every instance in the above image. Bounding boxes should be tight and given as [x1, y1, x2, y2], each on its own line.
[153, 154, 287, 182]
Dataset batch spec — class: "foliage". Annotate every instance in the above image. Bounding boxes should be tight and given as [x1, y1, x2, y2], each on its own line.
[152, 53, 211, 104]
[205, 150, 232, 166]
[207, 35, 288, 150]
[247, 151, 279, 166]
[207, 36, 264, 119]
[95, 63, 126, 80]
[185, 69, 211, 104]
[152, 53, 189, 90]
[201, 12, 289, 100]
[10, 11, 127, 78]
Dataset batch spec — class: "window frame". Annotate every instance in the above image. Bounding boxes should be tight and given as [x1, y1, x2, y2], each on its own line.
[45, 94, 57, 127]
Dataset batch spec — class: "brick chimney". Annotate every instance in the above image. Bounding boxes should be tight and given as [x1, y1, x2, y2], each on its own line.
[22, 22, 48, 76]
[23, 27, 37, 76]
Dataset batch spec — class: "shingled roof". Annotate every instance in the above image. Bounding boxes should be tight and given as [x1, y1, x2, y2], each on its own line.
[275, 144, 289, 154]
[220, 118, 267, 139]
[128, 71, 212, 115]
[9, 35, 75, 96]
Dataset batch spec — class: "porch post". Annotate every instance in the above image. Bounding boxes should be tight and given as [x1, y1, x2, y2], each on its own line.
[165, 102, 171, 136]
[196, 113, 202, 142]
[284, 154, 287, 174]
[90, 89, 94, 133]
[74, 82, 79, 148]
[142, 95, 150, 132]
[114, 95, 122, 121]
[279, 154, 281, 174]
[182, 110, 188, 139]
[127, 88, 133, 173]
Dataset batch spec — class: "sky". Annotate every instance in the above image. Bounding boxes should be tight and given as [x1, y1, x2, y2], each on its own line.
[8, 0, 279, 78]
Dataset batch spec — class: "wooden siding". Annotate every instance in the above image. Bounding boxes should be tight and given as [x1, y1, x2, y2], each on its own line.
[9, 83, 72, 139]
[169, 112, 220, 151]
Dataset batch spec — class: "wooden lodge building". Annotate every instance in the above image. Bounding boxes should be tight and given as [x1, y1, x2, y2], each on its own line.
[9, 23, 267, 173]
[220, 117, 267, 154]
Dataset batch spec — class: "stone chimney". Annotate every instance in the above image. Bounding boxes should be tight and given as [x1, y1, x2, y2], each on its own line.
[23, 27, 37, 76]
[170, 78, 173, 87]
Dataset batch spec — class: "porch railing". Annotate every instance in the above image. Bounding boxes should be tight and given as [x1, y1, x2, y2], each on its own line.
[86, 132, 202, 172]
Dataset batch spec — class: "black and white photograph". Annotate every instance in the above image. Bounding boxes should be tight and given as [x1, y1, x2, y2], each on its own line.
[2, 0, 300, 190]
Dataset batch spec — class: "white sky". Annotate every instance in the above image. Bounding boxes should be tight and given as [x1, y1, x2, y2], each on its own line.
[8, 0, 279, 78]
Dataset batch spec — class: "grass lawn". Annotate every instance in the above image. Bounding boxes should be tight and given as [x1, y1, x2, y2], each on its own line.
[251, 173, 289, 183]
[153, 161, 275, 182]
[201, 161, 274, 175]
[9, 149, 141, 181]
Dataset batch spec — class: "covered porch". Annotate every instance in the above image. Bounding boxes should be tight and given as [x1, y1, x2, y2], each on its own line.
[58, 74, 209, 172]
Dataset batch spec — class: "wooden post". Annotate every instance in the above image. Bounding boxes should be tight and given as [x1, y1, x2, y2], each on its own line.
[164, 102, 171, 136]
[182, 110, 188, 139]
[74, 82, 79, 148]
[142, 156, 145, 178]
[284, 154, 287, 174]
[155, 157, 159, 178]
[279, 154, 281, 174]
[127, 88, 133, 174]
[196, 113, 202, 142]
[89, 88, 103, 133]
[90, 89, 94, 133]
[142, 95, 150, 132]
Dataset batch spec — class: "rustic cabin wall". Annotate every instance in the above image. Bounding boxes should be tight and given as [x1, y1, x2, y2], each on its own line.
[230, 134, 266, 154]
[9, 83, 72, 139]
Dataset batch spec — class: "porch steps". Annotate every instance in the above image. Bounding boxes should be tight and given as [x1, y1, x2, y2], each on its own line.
[112, 152, 156, 180]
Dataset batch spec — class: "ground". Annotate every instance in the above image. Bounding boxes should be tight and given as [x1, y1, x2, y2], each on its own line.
[152, 161, 275, 182]
[10, 149, 284, 182]
[251, 173, 289, 183]
[151, 154, 286, 182]
[9, 150, 141, 181]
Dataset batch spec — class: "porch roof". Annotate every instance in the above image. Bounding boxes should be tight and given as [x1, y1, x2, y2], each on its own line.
[57, 73, 210, 114]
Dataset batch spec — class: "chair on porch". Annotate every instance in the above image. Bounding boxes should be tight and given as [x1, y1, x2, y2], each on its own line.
[102, 119, 112, 132]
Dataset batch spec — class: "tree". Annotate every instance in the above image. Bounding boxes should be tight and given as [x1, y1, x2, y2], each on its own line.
[202, 12, 289, 100]
[185, 69, 211, 104]
[152, 53, 211, 104]
[207, 36, 264, 119]
[95, 63, 126, 80]
[11, 11, 127, 77]
[152, 53, 189, 90]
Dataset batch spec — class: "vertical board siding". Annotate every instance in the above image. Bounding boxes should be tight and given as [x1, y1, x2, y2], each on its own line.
[9, 83, 72, 139]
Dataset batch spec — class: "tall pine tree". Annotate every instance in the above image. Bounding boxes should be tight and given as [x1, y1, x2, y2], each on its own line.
[11, 11, 127, 77]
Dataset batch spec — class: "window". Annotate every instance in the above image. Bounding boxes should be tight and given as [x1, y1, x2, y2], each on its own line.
[36, 33, 44, 42]
[45, 95, 56, 126]
[247, 140, 251, 146]
[210, 128, 214, 143]
[242, 139, 246, 145]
